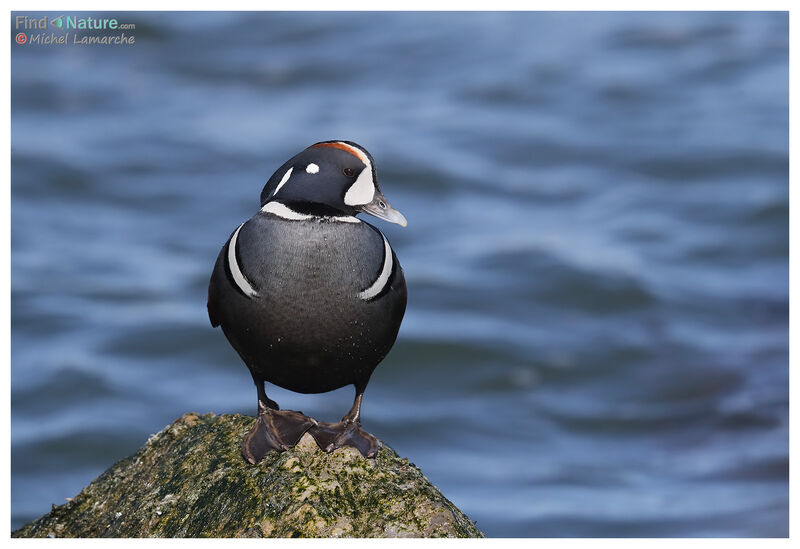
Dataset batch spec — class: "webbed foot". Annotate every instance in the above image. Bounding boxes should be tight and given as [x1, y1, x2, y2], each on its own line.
[308, 420, 378, 458]
[242, 401, 317, 464]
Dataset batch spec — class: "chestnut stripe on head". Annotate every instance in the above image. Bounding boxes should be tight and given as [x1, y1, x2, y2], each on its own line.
[312, 141, 368, 164]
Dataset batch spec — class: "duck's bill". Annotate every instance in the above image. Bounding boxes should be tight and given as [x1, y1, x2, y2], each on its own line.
[359, 193, 408, 227]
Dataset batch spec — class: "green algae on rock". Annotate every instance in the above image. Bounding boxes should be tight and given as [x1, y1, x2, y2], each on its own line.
[12, 412, 483, 538]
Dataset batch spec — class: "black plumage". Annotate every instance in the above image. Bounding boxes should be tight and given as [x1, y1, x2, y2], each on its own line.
[208, 141, 407, 461]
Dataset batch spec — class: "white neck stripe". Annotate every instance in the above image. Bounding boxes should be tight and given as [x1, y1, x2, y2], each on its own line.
[228, 222, 259, 298]
[358, 234, 393, 300]
[261, 201, 313, 220]
[261, 201, 361, 223]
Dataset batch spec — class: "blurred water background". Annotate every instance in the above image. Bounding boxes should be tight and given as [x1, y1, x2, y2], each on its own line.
[10, 11, 788, 537]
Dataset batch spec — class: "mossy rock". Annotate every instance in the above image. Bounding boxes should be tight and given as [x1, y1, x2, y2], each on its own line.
[12, 412, 483, 538]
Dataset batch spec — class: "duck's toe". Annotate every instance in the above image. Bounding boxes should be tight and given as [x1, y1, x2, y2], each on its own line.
[242, 407, 317, 464]
[308, 420, 378, 458]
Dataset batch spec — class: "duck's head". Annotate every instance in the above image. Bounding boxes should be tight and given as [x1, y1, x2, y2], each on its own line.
[260, 140, 407, 227]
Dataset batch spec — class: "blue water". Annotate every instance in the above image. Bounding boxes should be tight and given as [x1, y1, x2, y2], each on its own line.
[11, 12, 788, 537]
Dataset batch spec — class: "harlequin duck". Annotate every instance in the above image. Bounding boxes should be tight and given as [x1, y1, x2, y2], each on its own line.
[208, 141, 407, 462]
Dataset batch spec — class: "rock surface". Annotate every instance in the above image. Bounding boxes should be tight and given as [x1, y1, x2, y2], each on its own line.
[12, 412, 483, 538]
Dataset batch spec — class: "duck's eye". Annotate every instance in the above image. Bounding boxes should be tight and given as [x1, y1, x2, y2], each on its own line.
[343, 168, 355, 177]
[379, 200, 387, 209]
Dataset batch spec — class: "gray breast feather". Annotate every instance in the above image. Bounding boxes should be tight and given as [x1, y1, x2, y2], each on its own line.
[234, 213, 393, 300]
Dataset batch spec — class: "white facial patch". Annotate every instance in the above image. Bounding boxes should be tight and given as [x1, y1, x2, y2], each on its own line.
[344, 166, 376, 206]
[306, 163, 319, 174]
[228, 222, 259, 298]
[358, 234, 393, 300]
[271, 167, 293, 197]
[311, 141, 377, 207]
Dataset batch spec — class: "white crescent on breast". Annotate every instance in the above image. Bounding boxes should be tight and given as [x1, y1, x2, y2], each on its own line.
[358, 234, 393, 301]
[227, 222, 259, 298]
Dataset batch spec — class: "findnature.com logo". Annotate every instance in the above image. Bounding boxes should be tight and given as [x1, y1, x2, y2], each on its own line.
[14, 14, 136, 46]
